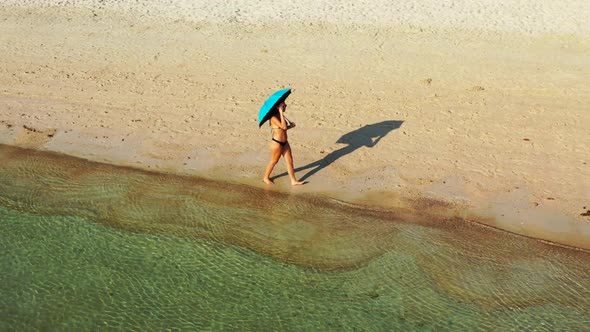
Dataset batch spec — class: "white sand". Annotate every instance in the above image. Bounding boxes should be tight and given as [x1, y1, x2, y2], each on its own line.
[5, 0, 590, 35]
[0, 1, 589, 249]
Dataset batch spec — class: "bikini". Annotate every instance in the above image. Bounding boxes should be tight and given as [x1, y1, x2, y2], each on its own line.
[271, 137, 287, 147]
[270, 118, 291, 147]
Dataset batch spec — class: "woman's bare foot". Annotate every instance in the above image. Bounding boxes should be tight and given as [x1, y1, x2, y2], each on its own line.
[263, 178, 274, 185]
[291, 180, 305, 186]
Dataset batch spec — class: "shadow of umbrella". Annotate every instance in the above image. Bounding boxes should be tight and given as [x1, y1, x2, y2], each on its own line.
[272, 120, 403, 182]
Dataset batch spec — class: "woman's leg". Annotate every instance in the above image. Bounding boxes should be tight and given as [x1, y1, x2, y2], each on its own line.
[263, 142, 282, 184]
[282, 143, 305, 186]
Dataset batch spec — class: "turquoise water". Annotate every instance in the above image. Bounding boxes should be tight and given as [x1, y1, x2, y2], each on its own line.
[1, 144, 589, 331]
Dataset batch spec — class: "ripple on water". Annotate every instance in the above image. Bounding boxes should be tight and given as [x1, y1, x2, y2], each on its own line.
[0, 144, 589, 330]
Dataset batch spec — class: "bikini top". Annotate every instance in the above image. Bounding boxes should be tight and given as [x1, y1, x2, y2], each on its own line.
[270, 117, 291, 131]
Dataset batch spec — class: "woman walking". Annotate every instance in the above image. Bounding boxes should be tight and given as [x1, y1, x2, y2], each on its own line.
[263, 101, 305, 186]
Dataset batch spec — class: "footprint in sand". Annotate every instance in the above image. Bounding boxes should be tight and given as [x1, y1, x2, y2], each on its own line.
[420, 78, 432, 86]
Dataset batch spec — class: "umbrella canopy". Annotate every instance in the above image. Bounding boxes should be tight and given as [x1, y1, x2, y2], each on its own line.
[258, 88, 291, 127]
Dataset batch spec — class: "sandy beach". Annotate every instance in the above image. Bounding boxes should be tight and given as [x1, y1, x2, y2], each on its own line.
[0, 1, 589, 249]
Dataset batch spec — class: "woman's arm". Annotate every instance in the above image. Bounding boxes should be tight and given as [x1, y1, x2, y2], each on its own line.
[285, 117, 296, 129]
[277, 105, 288, 130]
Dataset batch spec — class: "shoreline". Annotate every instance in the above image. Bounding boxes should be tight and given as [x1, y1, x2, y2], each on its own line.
[2, 142, 589, 255]
[1, 3, 589, 249]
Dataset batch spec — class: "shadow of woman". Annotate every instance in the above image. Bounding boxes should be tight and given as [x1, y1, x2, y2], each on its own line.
[272, 120, 403, 182]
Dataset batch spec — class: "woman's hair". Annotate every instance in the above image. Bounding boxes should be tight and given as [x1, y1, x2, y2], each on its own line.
[275, 99, 288, 112]
[270, 102, 283, 117]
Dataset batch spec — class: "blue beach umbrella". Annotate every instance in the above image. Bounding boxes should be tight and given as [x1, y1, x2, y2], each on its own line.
[258, 88, 291, 127]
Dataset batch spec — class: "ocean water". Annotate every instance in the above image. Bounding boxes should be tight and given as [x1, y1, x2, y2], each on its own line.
[1, 144, 589, 331]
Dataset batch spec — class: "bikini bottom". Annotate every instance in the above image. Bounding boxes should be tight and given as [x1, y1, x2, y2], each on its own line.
[272, 138, 288, 147]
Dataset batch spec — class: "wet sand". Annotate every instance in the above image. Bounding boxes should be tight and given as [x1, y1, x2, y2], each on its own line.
[0, 1, 589, 249]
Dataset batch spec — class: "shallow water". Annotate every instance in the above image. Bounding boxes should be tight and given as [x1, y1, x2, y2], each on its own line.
[0, 144, 589, 331]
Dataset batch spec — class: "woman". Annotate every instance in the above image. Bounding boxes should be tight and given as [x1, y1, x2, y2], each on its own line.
[263, 102, 305, 186]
